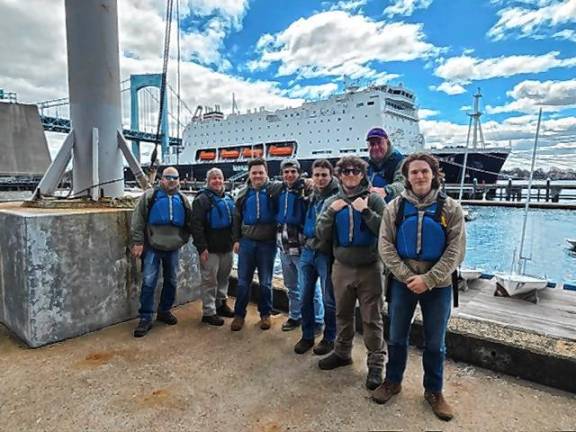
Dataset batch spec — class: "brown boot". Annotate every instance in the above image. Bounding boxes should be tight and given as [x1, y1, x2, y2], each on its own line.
[231, 316, 245, 331]
[424, 391, 454, 421]
[371, 380, 401, 404]
[259, 315, 271, 330]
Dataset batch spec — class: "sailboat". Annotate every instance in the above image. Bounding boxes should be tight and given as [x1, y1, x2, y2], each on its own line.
[494, 109, 548, 297]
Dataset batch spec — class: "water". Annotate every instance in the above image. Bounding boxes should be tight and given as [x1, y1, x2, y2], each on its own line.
[465, 206, 576, 285]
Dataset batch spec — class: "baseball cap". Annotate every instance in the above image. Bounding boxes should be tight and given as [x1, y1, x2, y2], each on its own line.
[366, 127, 388, 140]
[280, 159, 301, 170]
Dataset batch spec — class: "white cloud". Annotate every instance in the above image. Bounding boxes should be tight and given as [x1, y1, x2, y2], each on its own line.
[429, 82, 466, 95]
[384, 0, 433, 17]
[488, 0, 576, 41]
[325, 0, 369, 12]
[553, 29, 576, 41]
[486, 78, 576, 113]
[283, 83, 339, 99]
[418, 108, 439, 119]
[434, 51, 576, 89]
[251, 11, 439, 79]
[421, 113, 576, 169]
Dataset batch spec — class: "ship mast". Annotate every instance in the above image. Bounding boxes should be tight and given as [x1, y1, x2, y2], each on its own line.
[467, 88, 486, 150]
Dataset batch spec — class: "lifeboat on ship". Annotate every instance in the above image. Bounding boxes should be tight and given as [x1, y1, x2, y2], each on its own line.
[220, 149, 240, 159]
[269, 145, 294, 157]
[242, 148, 263, 158]
[198, 150, 216, 161]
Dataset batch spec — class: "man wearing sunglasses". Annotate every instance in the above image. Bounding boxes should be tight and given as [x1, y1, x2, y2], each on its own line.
[366, 127, 405, 203]
[315, 156, 386, 391]
[130, 167, 193, 337]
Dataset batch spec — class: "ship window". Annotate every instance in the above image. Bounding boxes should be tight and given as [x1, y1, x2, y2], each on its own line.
[337, 118, 341, 121]
[356, 103, 364, 107]
[312, 150, 332, 155]
[367, 101, 375, 105]
[351, 116, 355, 119]
[340, 148, 355, 153]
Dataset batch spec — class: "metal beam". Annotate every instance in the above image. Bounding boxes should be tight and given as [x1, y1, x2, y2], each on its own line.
[117, 131, 151, 190]
[33, 130, 75, 198]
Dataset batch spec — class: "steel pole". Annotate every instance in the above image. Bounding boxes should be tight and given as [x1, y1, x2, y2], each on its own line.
[65, 0, 124, 197]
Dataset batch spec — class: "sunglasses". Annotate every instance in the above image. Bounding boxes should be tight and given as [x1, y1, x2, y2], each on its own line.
[313, 172, 330, 177]
[341, 168, 362, 176]
[163, 175, 179, 181]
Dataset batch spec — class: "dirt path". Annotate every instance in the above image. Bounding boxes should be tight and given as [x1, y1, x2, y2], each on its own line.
[1, 301, 575, 431]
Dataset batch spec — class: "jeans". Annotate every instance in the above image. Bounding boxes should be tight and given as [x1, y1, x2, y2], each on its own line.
[386, 279, 452, 393]
[234, 238, 277, 318]
[300, 247, 335, 341]
[139, 248, 180, 321]
[280, 249, 324, 322]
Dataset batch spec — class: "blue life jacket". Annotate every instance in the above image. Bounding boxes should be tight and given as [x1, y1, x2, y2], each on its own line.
[368, 149, 404, 188]
[395, 195, 447, 262]
[276, 188, 306, 226]
[335, 203, 377, 247]
[242, 187, 275, 225]
[147, 189, 186, 227]
[303, 199, 325, 239]
[205, 190, 235, 230]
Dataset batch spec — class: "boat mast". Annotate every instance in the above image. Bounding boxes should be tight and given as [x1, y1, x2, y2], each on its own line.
[459, 89, 484, 200]
[517, 108, 542, 275]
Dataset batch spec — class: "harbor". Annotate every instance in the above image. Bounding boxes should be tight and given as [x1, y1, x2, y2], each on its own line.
[1, 0, 575, 430]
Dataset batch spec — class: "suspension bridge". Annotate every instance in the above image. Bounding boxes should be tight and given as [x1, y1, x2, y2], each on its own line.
[35, 73, 192, 162]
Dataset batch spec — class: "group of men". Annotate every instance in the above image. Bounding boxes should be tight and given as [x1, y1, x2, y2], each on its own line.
[129, 127, 466, 421]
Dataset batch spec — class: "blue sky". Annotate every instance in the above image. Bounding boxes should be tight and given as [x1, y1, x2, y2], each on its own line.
[0, 0, 575, 169]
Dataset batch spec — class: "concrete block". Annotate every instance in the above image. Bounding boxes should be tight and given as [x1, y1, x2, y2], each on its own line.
[0, 203, 201, 347]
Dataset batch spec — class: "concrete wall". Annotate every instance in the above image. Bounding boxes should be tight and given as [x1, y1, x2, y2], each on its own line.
[0, 204, 201, 347]
[0, 102, 51, 176]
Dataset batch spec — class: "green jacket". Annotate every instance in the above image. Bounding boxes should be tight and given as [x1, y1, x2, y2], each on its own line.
[232, 179, 283, 242]
[130, 187, 193, 251]
[315, 178, 385, 266]
[304, 177, 339, 254]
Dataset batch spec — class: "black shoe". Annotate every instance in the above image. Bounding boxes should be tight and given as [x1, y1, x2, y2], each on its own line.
[314, 324, 323, 337]
[318, 352, 353, 370]
[271, 308, 282, 316]
[133, 319, 152, 338]
[313, 339, 334, 356]
[216, 301, 235, 318]
[157, 311, 178, 325]
[201, 315, 225, 326]
[294, 338, 315, 354]
[282, 318, 301, 331]
[366, 367, 383, 390]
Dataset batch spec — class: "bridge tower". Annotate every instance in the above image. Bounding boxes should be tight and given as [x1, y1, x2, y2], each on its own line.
[130, 74, 169, 162]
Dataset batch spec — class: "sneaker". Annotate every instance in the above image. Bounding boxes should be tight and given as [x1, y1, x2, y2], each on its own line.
[281, 318, 301, 331]
[260, 315, 272, 330]
[424, 391, 454, 421]
[318, 352, 353, 370]
[231, 316, 245, 331]
[201, 315, 224, 326]
[313, 339, 334, 356]
[156, 311, 178, 325]
[314, 324, 324, 337]
[294, 338, 315, 354]
[133, 319, 152, 338]
[371, 381, 402, 405]
[216, 300, 235, 318]
[366, 367, 383, 390]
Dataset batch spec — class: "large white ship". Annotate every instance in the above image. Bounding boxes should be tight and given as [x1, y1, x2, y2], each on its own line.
[165, 84, 509, 184]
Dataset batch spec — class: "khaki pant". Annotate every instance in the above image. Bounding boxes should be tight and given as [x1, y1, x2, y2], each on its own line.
[332, 259, 386, 369]
[200, 252, 233, 316]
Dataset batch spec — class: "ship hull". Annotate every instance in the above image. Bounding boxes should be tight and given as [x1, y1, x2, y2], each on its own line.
[134, 149, 509, 185]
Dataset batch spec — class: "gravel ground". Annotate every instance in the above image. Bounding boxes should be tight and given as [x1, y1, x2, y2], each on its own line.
[1, 300, 575, 432]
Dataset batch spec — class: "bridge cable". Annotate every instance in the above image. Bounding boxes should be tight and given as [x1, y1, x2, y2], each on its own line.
[149, 0, 174, 174]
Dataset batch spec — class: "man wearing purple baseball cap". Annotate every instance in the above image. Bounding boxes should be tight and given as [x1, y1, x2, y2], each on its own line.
[366, 127, 405, 203]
